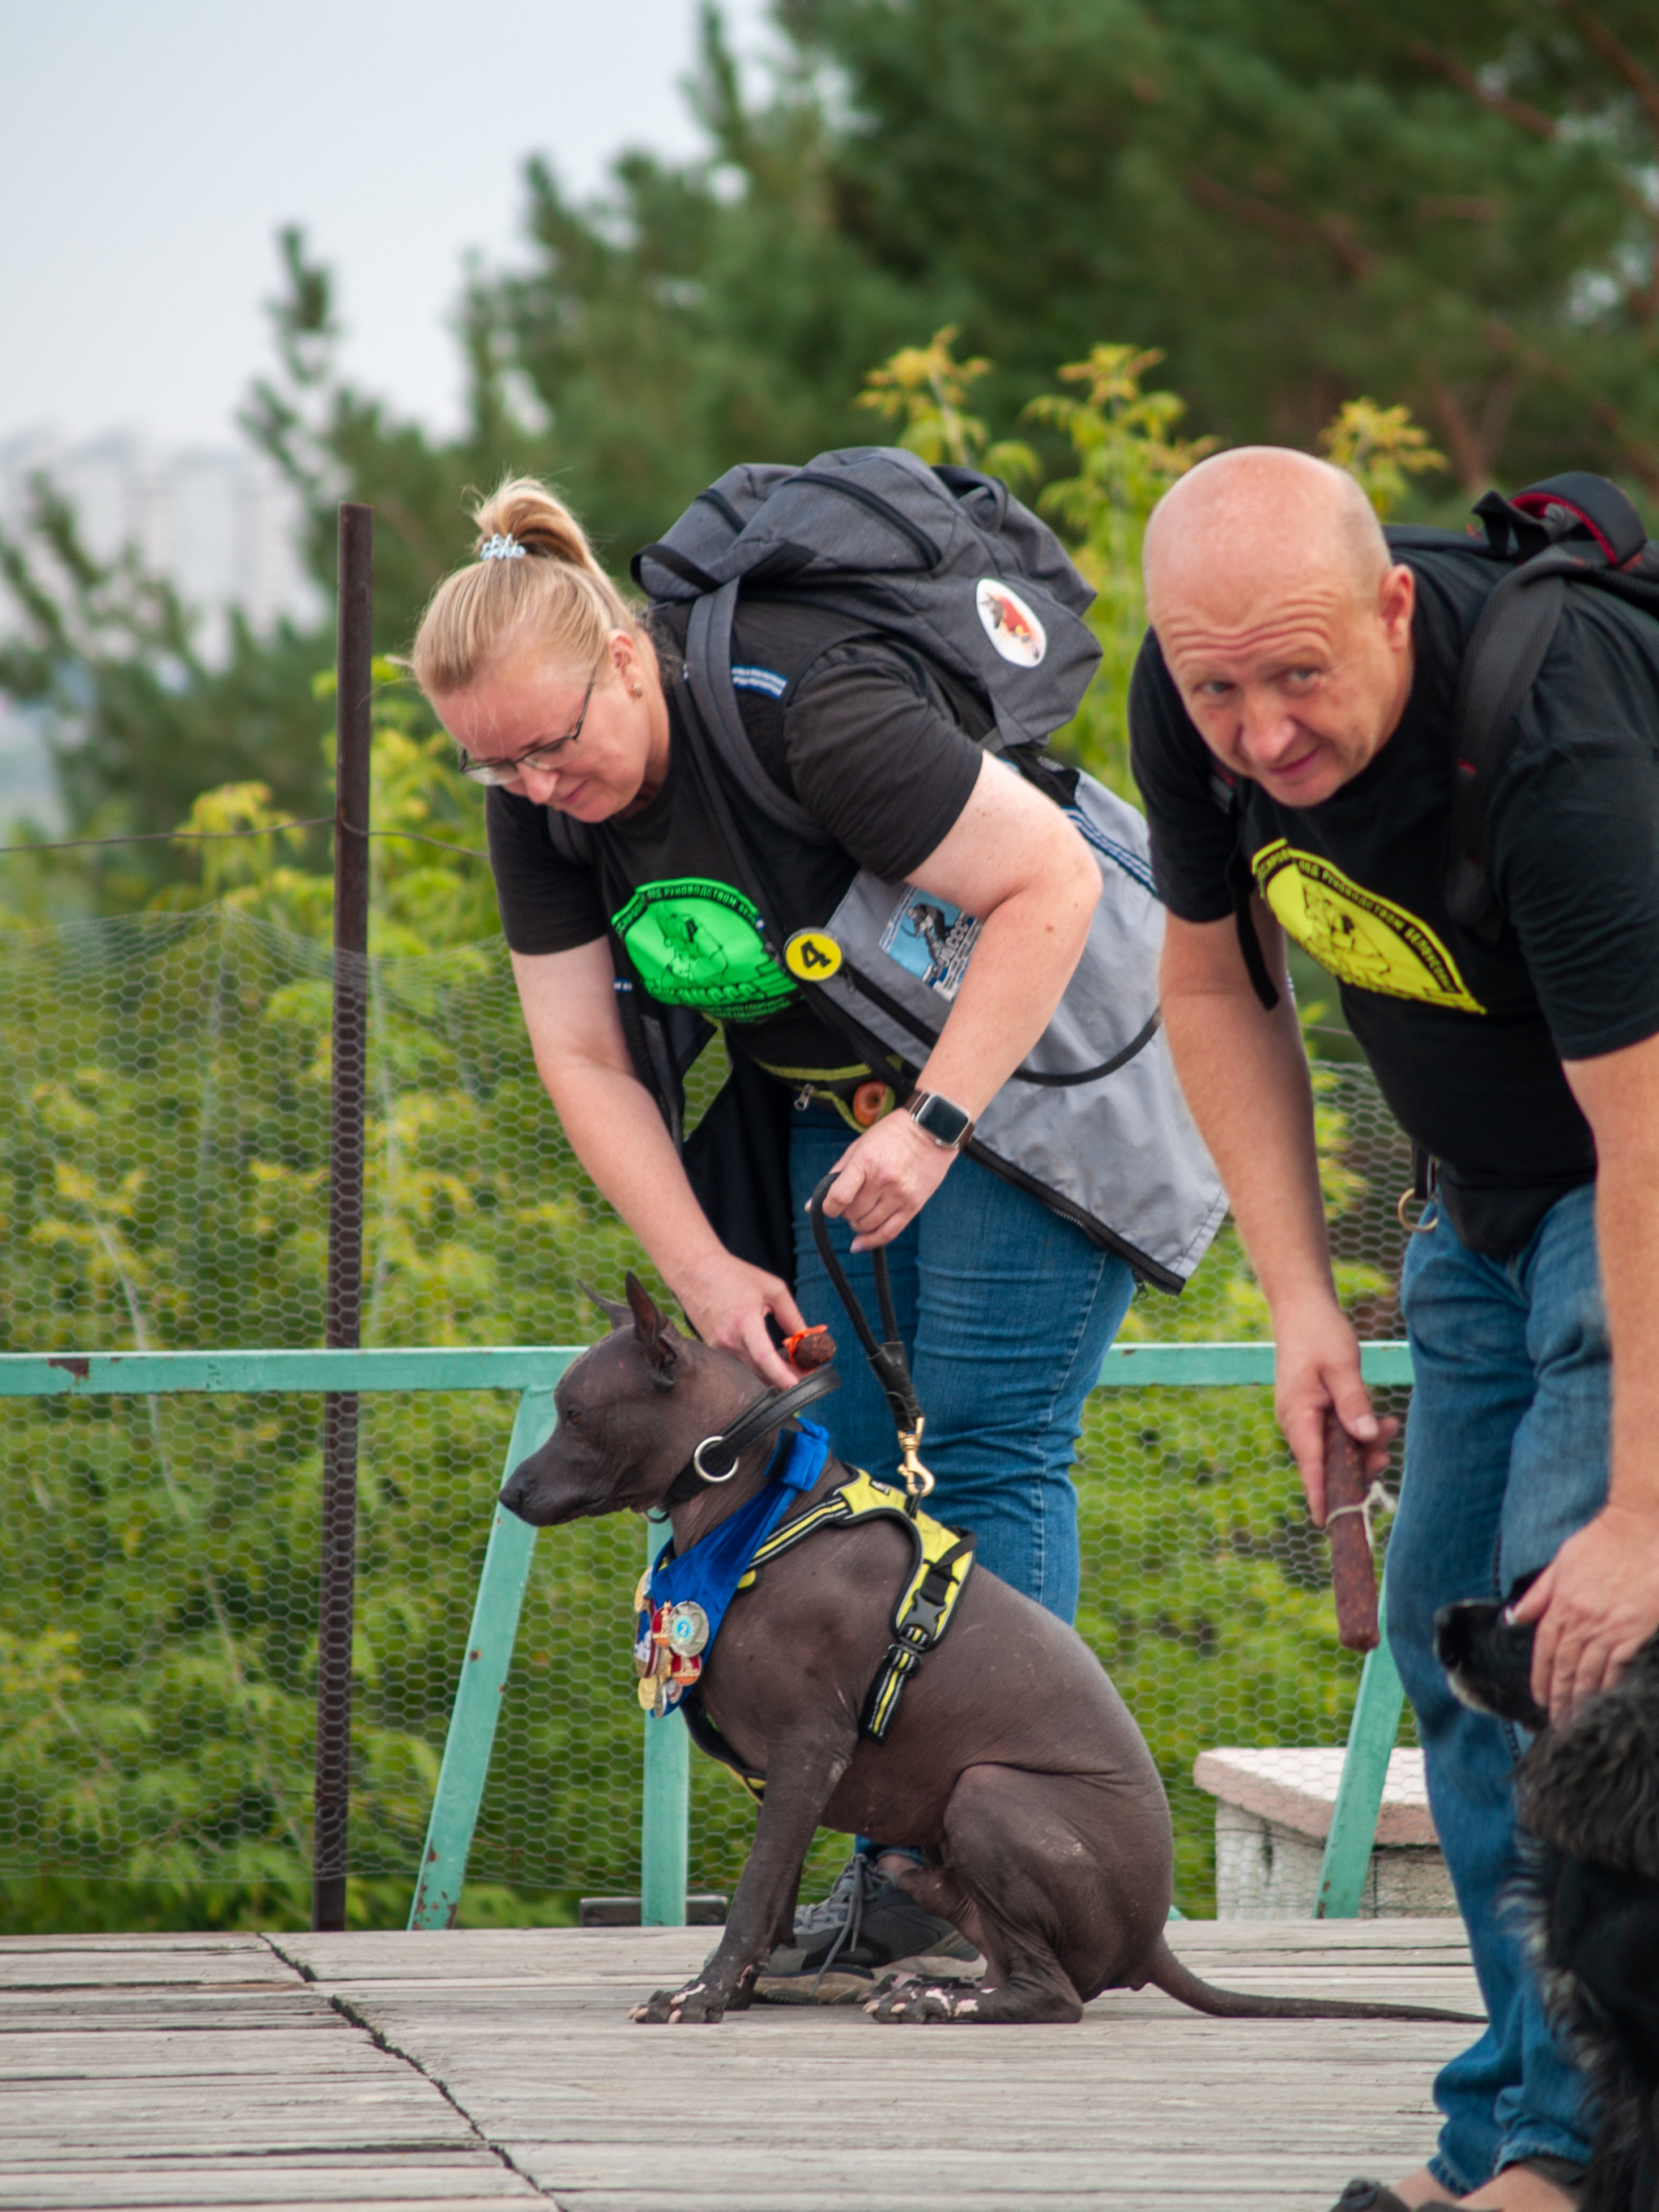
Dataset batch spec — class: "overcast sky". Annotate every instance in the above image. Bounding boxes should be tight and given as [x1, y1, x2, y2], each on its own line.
[1, 0, 774, 452]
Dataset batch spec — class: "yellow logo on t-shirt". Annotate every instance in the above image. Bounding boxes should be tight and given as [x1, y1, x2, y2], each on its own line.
[1251, 840, 1485, 1012]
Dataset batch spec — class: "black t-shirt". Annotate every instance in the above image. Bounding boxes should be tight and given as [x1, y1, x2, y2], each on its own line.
[1130, 543, 1659, 1255]
[486, 599, 987, 1077]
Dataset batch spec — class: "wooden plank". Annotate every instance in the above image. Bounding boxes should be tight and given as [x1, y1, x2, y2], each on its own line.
[0, 1937, 519, 2212]
[0, 2168, 531, 2211]
[4, 2193, 528, 2212]
[0, 1955, 297, 1989]
[0, 1934, 272, 1954]
[0, 1927, 1486, 2212]
[319, 1922, 1473, 2212]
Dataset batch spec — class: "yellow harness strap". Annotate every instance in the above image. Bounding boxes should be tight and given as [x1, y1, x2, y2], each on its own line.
[744, 1469, 976, 1738]
[684, 1473, 975, 1798]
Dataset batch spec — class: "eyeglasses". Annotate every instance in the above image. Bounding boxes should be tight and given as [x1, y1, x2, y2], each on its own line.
[454, 682, 595, 786]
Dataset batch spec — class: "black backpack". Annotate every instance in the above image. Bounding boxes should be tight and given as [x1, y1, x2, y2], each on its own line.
[1397, 470, 1659, 940]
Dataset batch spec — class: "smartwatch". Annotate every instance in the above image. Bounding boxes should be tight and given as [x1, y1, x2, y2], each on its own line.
[904, 1089, 976, 1153]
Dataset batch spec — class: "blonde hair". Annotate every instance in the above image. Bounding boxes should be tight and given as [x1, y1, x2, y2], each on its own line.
[410, 476, 640, 697]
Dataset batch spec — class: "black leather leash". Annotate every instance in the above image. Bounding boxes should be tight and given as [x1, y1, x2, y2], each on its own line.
[806, 1171, 935, 1517]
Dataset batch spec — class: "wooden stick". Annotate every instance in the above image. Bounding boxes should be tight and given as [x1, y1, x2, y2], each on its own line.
[1324, 1410, 1381, 1652]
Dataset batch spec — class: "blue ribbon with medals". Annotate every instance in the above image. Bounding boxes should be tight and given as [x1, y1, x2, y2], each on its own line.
[633, 1419, 831, 1715]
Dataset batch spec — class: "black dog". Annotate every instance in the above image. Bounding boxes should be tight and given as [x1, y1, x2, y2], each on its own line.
[1436, 1596, 1659, 2211]
[502, 1279, 1480, 2030]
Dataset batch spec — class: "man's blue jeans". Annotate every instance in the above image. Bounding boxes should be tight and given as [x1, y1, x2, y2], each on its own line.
[1391, 1184, 1604, 2192]
[788, 1104, 1136, 1626]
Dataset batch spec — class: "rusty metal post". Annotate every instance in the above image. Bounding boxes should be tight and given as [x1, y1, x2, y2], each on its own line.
[313, 502, 373, 1933]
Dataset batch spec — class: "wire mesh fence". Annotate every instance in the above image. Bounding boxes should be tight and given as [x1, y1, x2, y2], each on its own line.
[0, 908, 1415, 1920]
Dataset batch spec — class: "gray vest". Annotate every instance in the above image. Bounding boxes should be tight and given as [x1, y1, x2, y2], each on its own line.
[678, 580, 1224, 1289]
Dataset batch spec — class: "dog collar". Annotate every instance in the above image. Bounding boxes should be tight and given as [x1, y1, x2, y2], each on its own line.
[635, 1420, 832, 1716]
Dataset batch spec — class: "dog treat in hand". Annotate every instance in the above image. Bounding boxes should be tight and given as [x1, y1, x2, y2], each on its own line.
[1324, 1411, 1381, 1653]
[783, 1326, 836, 1373]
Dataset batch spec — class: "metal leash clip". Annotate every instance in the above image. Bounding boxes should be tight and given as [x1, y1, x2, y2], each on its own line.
[895, 1420, 936, 1505]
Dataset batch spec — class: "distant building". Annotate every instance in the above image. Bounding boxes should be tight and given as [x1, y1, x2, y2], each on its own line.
[0, 430, 322, 829]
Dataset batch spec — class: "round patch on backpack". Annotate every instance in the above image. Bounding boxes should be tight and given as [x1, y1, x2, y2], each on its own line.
[975, 578, 1047, 668]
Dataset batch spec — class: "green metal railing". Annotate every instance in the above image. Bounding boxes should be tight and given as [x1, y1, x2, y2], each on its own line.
[0, 1340, 1411, 1927]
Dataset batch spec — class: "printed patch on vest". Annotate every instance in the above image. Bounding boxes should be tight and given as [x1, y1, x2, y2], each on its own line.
[613, 878, 795, 1021]
[975, 578, 1047, 668]
[879, 889, 982, 1000]
[1252, 841, 1485, 1012]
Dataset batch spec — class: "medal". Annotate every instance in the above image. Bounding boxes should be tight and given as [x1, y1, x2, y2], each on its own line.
[632, 1596, 709, 1715]
[663, 1600, 710, 1658]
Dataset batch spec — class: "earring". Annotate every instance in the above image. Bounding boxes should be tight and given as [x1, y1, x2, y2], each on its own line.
[630, 683, 643, 698]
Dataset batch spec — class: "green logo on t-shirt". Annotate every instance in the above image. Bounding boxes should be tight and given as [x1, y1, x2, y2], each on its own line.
[613, 877, 796, 1021]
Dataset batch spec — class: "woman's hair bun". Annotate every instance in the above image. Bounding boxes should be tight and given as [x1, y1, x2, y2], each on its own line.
[471, 476, 603, 574]
[410, 473, 639, 698]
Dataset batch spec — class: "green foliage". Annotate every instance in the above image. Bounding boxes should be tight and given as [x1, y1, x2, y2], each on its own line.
[1026, 345, 1218, 795]
[0, 906, 706, 1928]
[856, 325, 1038, 482]
[205, 1, 1652, 682]
[790, 0, 1657, 493]
[1320, 399, 1450, 519]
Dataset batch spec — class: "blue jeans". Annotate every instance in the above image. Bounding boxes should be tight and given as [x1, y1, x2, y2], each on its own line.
[1390, 1185, 1604, 2193]
[788, 1103, 1136, 1626]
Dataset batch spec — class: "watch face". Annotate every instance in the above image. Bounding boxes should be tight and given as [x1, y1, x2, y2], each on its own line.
[914, 1093, 971, 1146]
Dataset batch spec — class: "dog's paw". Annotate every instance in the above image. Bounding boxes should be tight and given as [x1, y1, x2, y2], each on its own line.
[629, 1978, 727, 2024]
[864, 1973, 983, 2023]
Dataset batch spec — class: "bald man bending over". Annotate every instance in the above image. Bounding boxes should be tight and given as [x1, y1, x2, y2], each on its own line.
[1132, 448, 1659, 2212]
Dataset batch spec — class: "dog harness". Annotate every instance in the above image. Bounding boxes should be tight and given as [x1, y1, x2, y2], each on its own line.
[680, 1468, 976, 1801]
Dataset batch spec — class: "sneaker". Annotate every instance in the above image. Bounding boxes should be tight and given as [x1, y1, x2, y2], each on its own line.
[754, 1852, 980, 2005]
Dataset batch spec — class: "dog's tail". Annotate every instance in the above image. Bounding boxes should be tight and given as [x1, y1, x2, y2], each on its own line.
[1142, 1937, 1484, 2024]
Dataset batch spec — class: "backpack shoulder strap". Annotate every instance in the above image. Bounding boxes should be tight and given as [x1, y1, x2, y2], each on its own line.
[682, 584, 834, 846]
[1437, 473, 1652, 939]
[1444, 557, 1571, 938]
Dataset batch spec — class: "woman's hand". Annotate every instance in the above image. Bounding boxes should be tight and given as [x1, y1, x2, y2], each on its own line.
[675, 1250, 808, 1392]
[821, 1110, 956, 1251]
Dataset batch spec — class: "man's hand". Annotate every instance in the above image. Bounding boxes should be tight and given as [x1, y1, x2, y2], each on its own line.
[675, 1251, 806, 1392]
[1273, 1297, 1399, 1526]
[1509, 1502, 1659, 1720]
[820, 1109, 955, 1252]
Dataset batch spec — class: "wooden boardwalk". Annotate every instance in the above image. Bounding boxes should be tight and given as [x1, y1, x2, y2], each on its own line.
[1, 1921, 1483, 2212]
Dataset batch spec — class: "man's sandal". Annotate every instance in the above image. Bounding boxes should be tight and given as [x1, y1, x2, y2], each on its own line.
[1329, 2183, 1458, 2211]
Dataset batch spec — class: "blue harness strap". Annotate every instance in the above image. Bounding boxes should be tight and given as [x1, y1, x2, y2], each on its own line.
[634, 1421, 831, 1715]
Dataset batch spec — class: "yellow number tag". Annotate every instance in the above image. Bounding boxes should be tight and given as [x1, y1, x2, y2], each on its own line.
[783, 929, 842, 981]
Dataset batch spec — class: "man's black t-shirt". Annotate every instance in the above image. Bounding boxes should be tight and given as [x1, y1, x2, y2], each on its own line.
[486, 598, 987, 1079]
[1130, 543, 1659, 1254]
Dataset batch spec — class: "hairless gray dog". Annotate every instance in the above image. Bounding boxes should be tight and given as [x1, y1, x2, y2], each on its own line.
[501, 1279, 1478, 2030]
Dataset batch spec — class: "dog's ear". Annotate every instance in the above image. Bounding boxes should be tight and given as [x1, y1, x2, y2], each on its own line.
[625, 1272, 680, 1387]
[582, 1281, 633, 1332]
